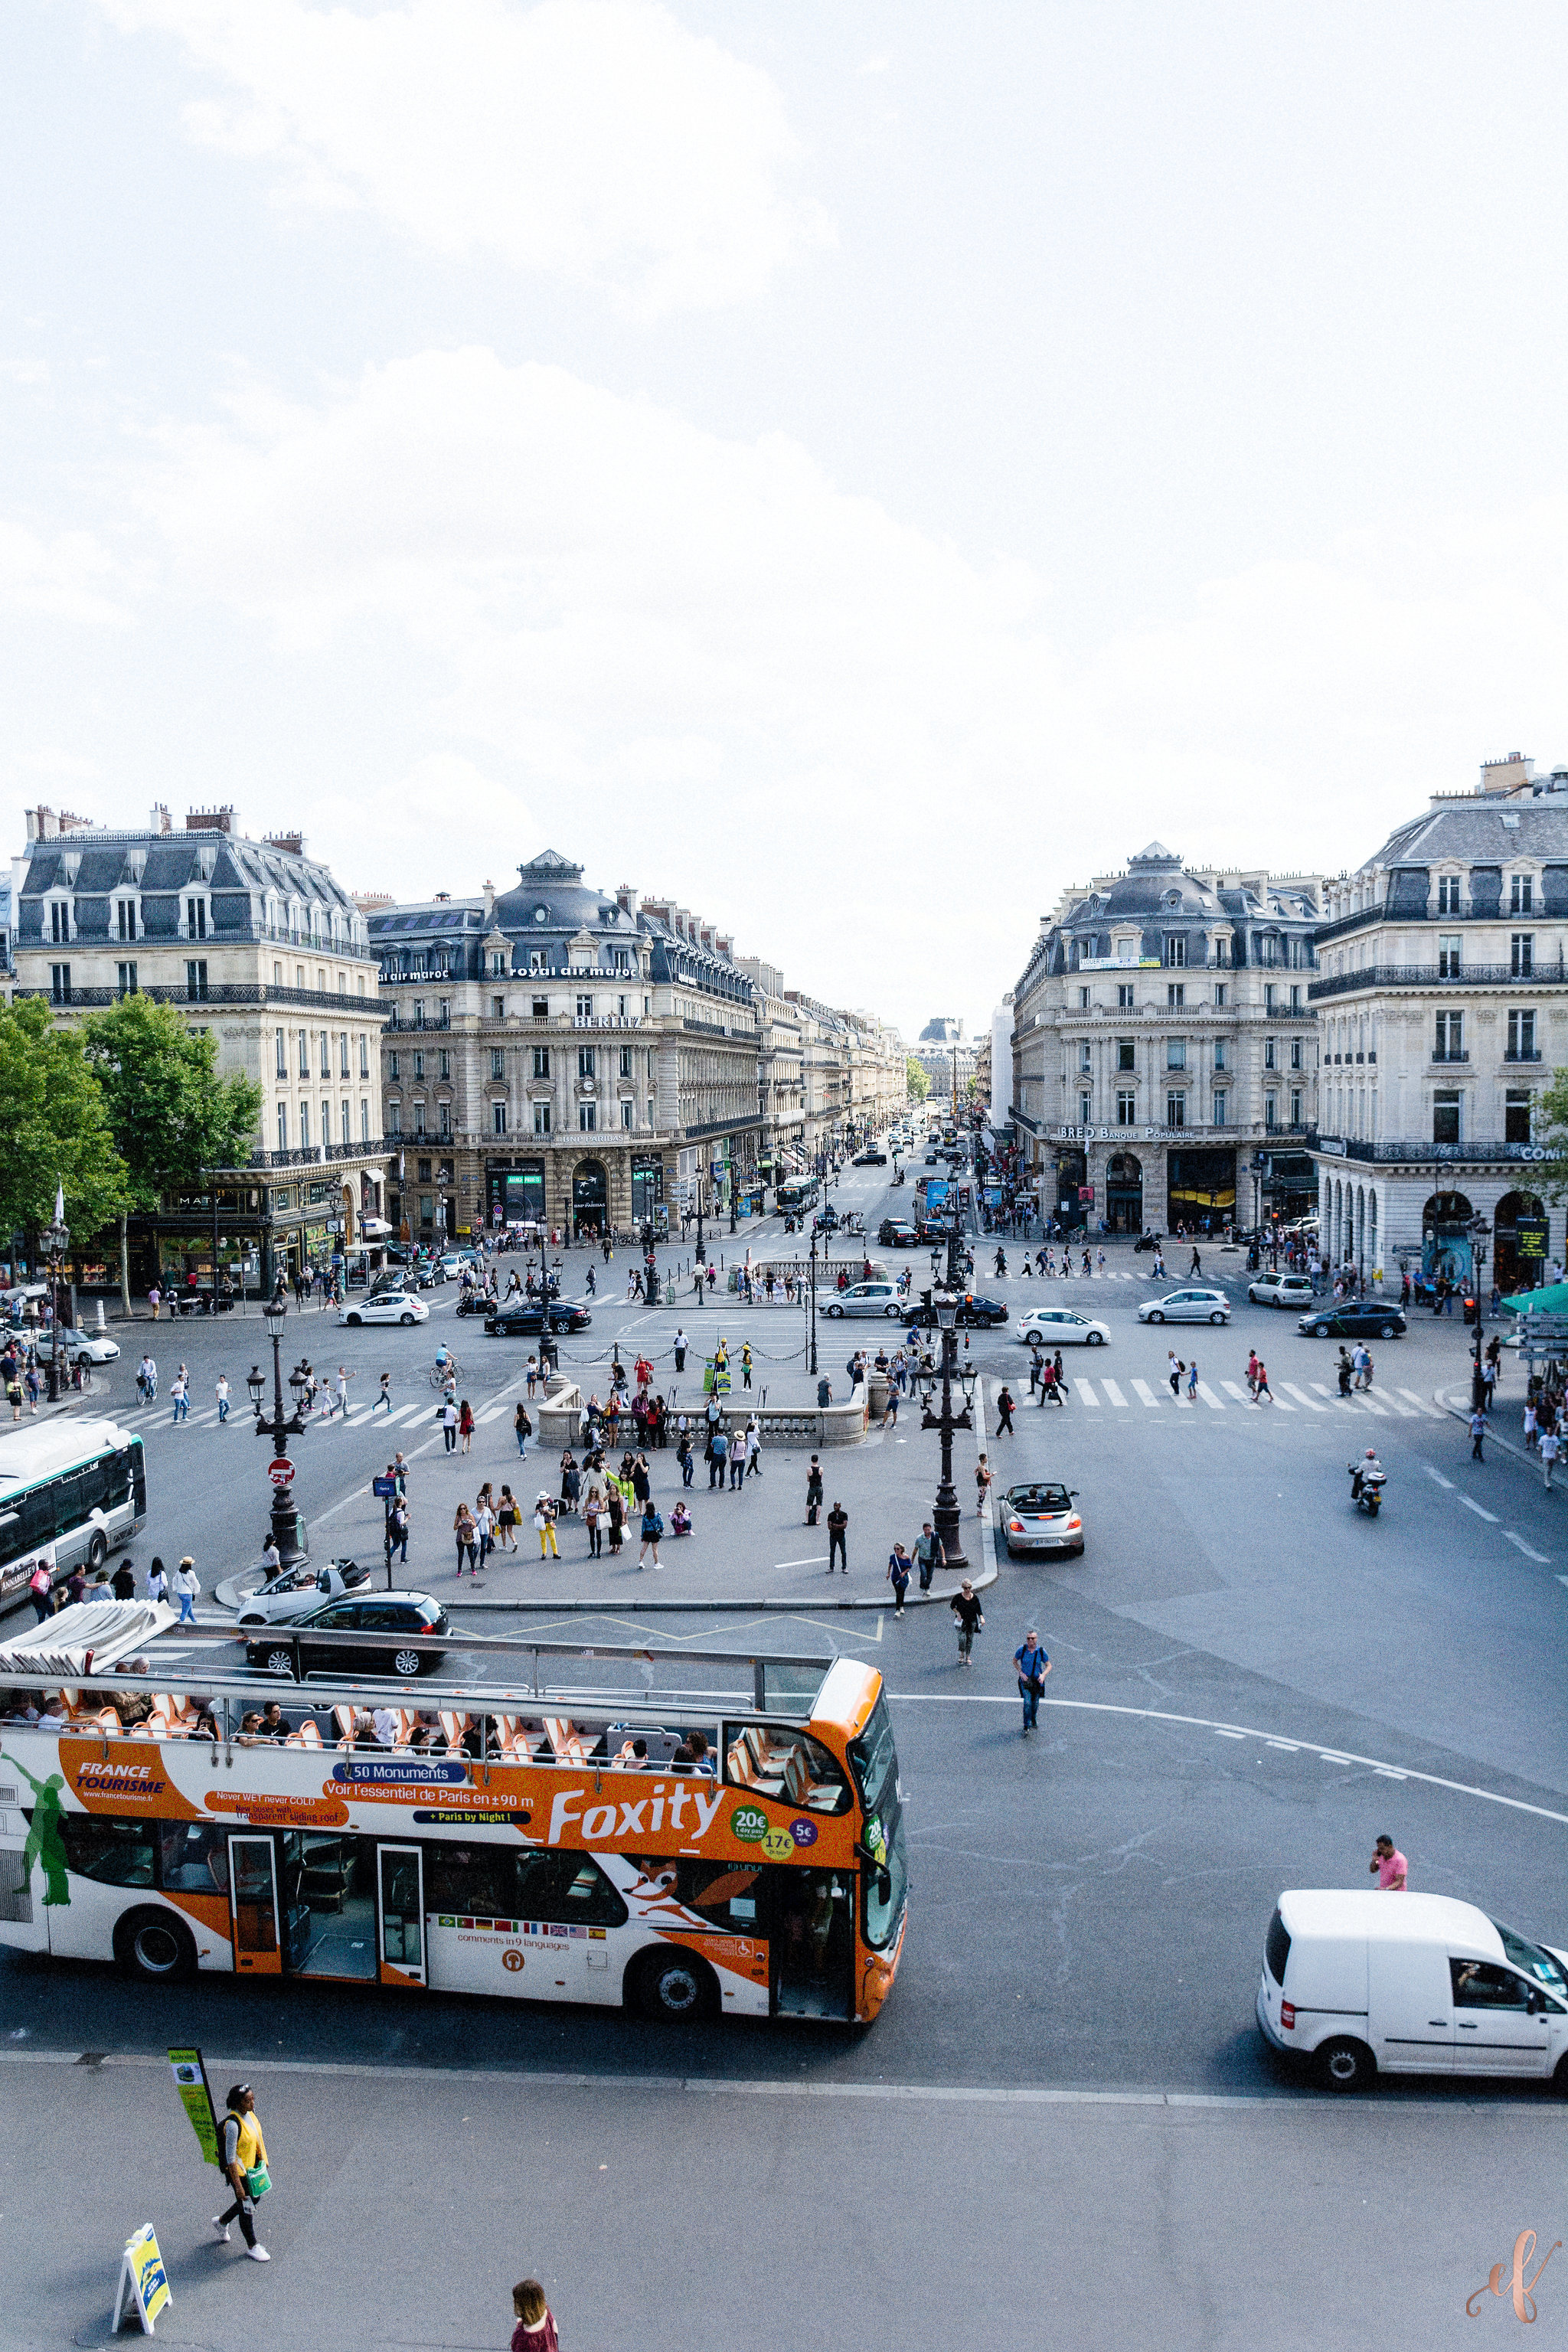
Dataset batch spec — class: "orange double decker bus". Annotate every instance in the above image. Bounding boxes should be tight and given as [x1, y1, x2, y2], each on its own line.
[0, 1613, 906, 2026]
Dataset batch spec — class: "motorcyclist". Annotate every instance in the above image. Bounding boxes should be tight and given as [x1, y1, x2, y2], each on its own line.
[1350, 1448, 1383, 1503]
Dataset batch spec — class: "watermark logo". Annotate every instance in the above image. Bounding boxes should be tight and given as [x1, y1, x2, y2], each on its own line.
[1468, 2231, 1560, 2324]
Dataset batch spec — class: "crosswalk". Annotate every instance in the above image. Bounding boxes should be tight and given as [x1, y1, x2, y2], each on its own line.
[1018, 1376, 1445, 1419]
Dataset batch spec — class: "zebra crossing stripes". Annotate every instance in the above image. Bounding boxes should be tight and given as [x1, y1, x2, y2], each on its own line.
[1099, 1378, 1129, 1408]
[1129, 1380, 1161, 1410]
[1194, 1382, 1224, 1411]
[1282, 1383, 1327, 1412]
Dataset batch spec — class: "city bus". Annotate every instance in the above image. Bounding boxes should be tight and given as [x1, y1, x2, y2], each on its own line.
[0, 1418, 147, 1609]
[775, 1179, 821, 1220]
[0, 1622, 906, 2026]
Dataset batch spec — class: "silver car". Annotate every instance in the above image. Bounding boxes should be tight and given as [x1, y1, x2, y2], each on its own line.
[1138, 1288, 1232, 1326]
[1247, 1271, 1315, 1309]
[1002, 1481, 1084, 1558]
[821, 1280, 906, 1319]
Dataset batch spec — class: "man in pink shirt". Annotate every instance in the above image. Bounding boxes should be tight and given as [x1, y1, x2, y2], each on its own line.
[1370, 1835, 1408, 1890]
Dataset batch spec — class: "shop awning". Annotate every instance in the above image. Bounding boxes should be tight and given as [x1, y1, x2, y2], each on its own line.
[1502, 1282, 1568, 1315]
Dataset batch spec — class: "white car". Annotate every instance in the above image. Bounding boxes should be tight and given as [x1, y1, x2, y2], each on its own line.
[58, 1328, 122, 1364]
[1248, 1271, 1315, 1310]
[1138, 1288, 1232, 1326]
[338, 1292, 429, 1327]
[821, 1279, 906, 1320]
[1017, 1306, 1110, 1348]
[234, 1562, 371, 1626]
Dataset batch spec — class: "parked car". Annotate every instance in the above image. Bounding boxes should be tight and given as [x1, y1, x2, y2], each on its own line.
[905, 1293, 1009, 1329]
[234, 1560, 372, 1627]
[245, 1592, 449, 1680]
[853, 1149, 888, 1165]
[484, 1301, 592, 1337]
[57, 1328, 122, 1364]
[821, 1280, 905, 1320]
[1297, 1303, 1408, 1341]
[1248, 1271, 1316, 1310]
[1016, 1306, 1110, 1348]
[1002, 1481, 1084, 1558]
[878, 1218, 921, 1248]
[1138, 1288, 1232, 1325]
[338, 1292, 430, 1327]
[1256, 1888, 1568, 2091]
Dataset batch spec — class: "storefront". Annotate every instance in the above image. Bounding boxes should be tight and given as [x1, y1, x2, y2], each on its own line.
[487, 1160, 547, 1229]
[571, 1158, 609, 1238]
[1104, 1152, 1144, 1235]
[1167, 1146, 1236, 1232]
[1494, 1191, 1548, 1295]
[631, 1154, 665, 1230]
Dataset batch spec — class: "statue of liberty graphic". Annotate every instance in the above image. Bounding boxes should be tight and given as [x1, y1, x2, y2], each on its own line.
[3, 1753, 70, 1907]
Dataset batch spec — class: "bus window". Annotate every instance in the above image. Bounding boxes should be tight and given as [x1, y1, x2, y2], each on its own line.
[158, 1823, 229, 1893]
[426, 1844, 521, 1920]
[848, 1694, 906, 1950]
[723, 1724, 850, 1815]
[514, 1851, 628, 1929]
[59, 1815, 155, 1887]
[634, 1857, 762, 1930]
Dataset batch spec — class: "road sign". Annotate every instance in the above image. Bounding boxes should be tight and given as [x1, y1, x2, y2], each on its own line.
[372, 1475, 397, 1500]
[268, 1458, 294, 1488]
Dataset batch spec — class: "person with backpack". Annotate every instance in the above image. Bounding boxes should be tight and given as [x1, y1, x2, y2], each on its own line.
[638, 1498, 664, 1570]
[213, 2082, 271, 2262]
[805, 1454, 824, 1525]
[1014, 1625, 1051, 1736]
[886, 1542, 912, 1616]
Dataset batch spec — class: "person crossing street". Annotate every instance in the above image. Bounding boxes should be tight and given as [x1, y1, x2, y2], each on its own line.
[213, 2083, 271, 2261]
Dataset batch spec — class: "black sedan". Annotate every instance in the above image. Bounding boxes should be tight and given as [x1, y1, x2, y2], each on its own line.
[245, 1593, 449, 1680]
[1297, 1302, 1407, 1341]
[904, 1292, 1009, 1329]
[878, 1218, 920, 1248]
[853, 1149, 888, 1165]
[484, 1300, 592, 1337]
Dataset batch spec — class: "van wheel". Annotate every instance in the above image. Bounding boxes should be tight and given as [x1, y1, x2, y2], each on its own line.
[1315, 2037, 1374, 2092]
[115, 1908, 197, 1982]
[633, 1949, 717, 2021]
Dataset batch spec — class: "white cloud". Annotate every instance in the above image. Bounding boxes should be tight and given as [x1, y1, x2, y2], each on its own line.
[0, 519, 129, 626]
[95, 0, 831, 315]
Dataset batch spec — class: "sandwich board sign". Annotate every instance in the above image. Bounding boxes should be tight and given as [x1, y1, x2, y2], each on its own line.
[168, 2047, 220, 2165]
[112, 2223, 172, 2334]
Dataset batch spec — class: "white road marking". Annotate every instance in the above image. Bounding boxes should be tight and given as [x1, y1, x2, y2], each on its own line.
[1220, 1380, 1253, 1406]
[1398, 1388, 1446, 1419]
[1425, 1465, 1455, 1490]
[1195, 1382, 1224, 1411]
[1130, 1380, 1161, 1409]
[1100, 1378, 1129, 1408]
[1078, 1379, 1101, 1407]
[1311, 1381, 1355, 1410]
[1460, 1496, 1500, 1523]
[776, 1556, 828, 1570]
[1351, 1393, 1390, 1416]
[1504, 1533, 1550, 1561]
[1282, 1384, 1325, 1412]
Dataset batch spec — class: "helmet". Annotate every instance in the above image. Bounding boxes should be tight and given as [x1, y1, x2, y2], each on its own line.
[1365, 1448, 1377, 1459]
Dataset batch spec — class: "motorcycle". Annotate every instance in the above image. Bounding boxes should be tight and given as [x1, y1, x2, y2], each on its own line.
[1350, 1459, 1387, 1517]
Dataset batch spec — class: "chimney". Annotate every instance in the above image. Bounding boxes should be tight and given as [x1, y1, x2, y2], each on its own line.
[24, 806, 54, 841]
[1480, 753, 1534, 796]
[616, 885, 638, 915]
[185, 805, 235, 834]
[716, 933, 732, 958]
[151, 802, 172, 835]
[264, 831, 305, 856]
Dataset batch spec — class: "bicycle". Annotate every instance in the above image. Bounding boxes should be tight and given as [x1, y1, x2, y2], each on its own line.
[427, 1356, 462, 1391]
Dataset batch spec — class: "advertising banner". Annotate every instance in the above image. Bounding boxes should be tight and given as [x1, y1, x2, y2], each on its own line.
[168, 2047, 220, 2165]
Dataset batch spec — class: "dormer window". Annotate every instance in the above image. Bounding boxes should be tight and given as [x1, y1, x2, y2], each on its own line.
[1510, 873, 1534, 915]
[48, 898, 70, 945]
[185, 894, 207, 940]
[1437, 874, 1462, 915]
[116, 897, 138, 942]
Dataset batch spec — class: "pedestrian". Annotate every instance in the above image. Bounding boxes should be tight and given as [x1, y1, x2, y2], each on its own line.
[913, 1521, 944, 1591]
[169, 1368, 188, 1424]
[729, 1432, 745, 1489]
[388, 1497, 410, 1563]
[1187, 1360, 1198, 1400]
[511, 2279, 560, 2352]
[741, 1342, 753, 1390]
[148, 1282, 160, 1320]
[827, 1499, 848, 1573]
[674, 1326, 688, 1372]
[995, 1385, 1014, 1436]
[212, 2082, 271, 2262]
[1542, 1425, 1560, 1491]
[881, 1383, 899, 1429]
[584, 1487, 603, 1556]
[215, 1374, 230, 1424]
[334, 1364, 354, 1419]
[638, 1500, 663, 1570]
[146, 1557, 169, 1607]
[374, 1372, 393, 1416]
[514, 1400, 531, 1457]
[441, 1397, 458, 1452]
[1040, 1356, 1057, 1406]
[975, 1454, 994, 1516]
[27, 1559, 54, 1622]
[1246, 1349, 1260, 1400]
[1469, 1405, 1487, 1461]
[710, 1424, 729, 1488]
[1369, 1834, 1408, 1891]
[1524, 1399, 1539, 1450]
[534, 1496, 559, 1559]
[475, 1491, 495, 1569]
[172, 1556, 201, 1624]
[887, 1542, 911, 1615]
[111, 1554, 136, 1601]
[459, 1398, 475, 1454]
[1255, 1360, 1273, 1405]
[950, 1577, 984, 1664]
[606, 1485, 625, 1556]
[1014, 1625, 1050, 1736]
[1168, 1350, 1181, 1398]
[806, 1454, 824, 1525]
[746, 1419, 763, 1477]
[453, 1502, 478, 1576]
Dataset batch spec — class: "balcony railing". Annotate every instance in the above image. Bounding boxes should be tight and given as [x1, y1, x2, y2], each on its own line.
[1431, 1050, 1470, 1063]
[1314, 1135, 1549, 1165]
[384, 1011, 451, 1031]
[20, 982, 384, 1016]
[1504, 1048, 1544, 1062]
[248, 1141, 389, 1170]
[1310, 961, 1563, 1000]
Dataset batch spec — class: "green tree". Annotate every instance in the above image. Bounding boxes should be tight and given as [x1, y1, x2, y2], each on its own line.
[83, 995, 263, 1313]
[905, 1054, 930, 1103]
[1536, 1067, 1568, 1220]
[0, 998, 127, 1259]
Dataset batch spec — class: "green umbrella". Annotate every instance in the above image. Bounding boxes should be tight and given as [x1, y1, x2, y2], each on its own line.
[1501, 1282, 1568, 1315]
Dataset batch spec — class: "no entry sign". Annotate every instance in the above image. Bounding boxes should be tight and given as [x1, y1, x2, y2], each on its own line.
[268, 1458, 295, 1487]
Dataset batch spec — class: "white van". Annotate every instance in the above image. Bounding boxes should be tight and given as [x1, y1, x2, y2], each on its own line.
[1257, 1890, 1568, 2091]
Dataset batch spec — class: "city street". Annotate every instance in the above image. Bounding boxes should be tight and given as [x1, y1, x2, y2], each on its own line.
[5, 1156, 1568, 2347]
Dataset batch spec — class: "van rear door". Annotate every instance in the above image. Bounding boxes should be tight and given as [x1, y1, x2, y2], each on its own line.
[1368, 1938, 1453, 2073]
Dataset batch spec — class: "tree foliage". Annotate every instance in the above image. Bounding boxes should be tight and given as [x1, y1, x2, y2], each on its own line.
[905, 1054, 930, 1102]
[1535, 1066, 1568, 1208]
[0, 998, 128, 1243]
[82, 995, 263, 1205]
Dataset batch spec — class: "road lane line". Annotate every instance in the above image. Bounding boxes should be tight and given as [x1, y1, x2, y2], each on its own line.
[1100, 1379, 1129, 1408]
[1129, 1379, 1161, 1409]
[1398, 1388, 1445, 1418]
[1351, 1393, 1390, 1416]
[1460, 1496, 1500, 1523]
[1195, 1382, 1224, 1410]
[1505, 1533, 1551, 1562]
[776, 1556, 829, 1570]
[1425, 1465, 1455, 1489]
[1078, 1379, 1101, 1406]
[1220, 1380, 1253, 1406]
[1282, 1384, 1325, 1412]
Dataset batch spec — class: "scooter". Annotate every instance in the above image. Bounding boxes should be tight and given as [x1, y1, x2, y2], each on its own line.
[1350, 1463, 1387, 1517]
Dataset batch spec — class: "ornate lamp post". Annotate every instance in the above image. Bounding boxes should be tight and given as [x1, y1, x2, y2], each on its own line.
[694, 1172, 707, 1267]
[247, 1295, 309, 1570]
[42, 1200, 70, 1403]
[808, 1224, 819, 1378]
[913, 1287, 975, 1571]
[1468, 1211, 1491, 1411]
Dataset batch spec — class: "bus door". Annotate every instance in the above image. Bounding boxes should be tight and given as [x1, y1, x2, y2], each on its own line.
[766, 1865, 854, 2022]
[377, 1844, 426, 1988]
[227, 1835, 282, 1975]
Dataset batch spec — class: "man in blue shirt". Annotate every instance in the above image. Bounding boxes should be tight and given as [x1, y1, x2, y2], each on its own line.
[1014, 1627, 1051, 1735]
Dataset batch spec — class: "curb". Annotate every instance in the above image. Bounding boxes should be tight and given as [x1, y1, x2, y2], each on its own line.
[1436, 1388, 1537, 1469]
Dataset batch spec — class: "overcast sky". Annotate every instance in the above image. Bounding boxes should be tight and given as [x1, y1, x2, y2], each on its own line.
[6, 2, 1568, 1039]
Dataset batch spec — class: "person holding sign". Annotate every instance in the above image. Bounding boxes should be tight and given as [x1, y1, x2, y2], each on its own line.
[214, 2083, 272, 2261]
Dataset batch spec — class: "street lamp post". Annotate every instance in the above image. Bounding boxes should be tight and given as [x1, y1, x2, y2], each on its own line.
[1468, 1213, 1491, 1411]
[694, 1174, 706, 1267]
[247, 1295, 309, 1570]
[42, 1208, 70, 1403]
[808, 1225, 818, 1378]
[915, 1288, 974, 1572]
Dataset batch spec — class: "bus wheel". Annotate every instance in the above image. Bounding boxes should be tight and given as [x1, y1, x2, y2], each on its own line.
[87, 1533, 108, 1570]
[634, 1949, 717, 2021]
[115, 1908, 197, 1982]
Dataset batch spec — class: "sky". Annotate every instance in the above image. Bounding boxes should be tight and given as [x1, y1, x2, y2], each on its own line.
[6, 1, 1568, 1040]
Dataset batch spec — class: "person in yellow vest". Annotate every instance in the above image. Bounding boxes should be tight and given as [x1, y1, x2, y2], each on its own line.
[214, 2082, 271, 2261]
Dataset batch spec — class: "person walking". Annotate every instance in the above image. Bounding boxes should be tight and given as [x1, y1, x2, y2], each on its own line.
[729, 1430, 746, 1489]
[950, 1578, 984, 1666]
[1189, 1246, 1202, 1277]
[441, 1397, 459, 1452]
[637, 1499, 663, 1570]
[710, 1423, 729, 1488]
[534, 1496, 560, 1559]
[975, 1455, 994, 1517]
[388, 1494, 410, 1563]
[1014, 1626, 1050, 1736]
[1187, 1359, 1199, 1400]
[745, 1419, 763, 1478]
[995, 1385, 1015, 1437]
[1255, 1360, 1274, 1405]
[886, 1542, 912, 1615]
[1369, 1834, 1408, 1890]
[740, 1342, 753, 1391]
[674, 1326, 688, 1372]
[453, 1502, 478, 1577]
[213, 2082, 271, 2261]
[827, 1500, 848, 1573]
[373, 1371, 393, 1416]
[511, 2279, 560, 2352]
[1524, 1397, 1539, 1450]
[1469, 1404, 1488, 1461]
[584, 1486, 603, 1557]
[459, 1398, 475, 1454]
[215, 1373, 230, 1425]
[805, 1454, 824, 1526]
[169, 1367, 188, 1425]
[333, 1364, 354, 1419]
[913, 1521, 944, 1592]
[1040, 1357, 1057, 1406]
[1541, 1425, 1560, 1491]
[513, 1400, 531, 1458]
[172, 1556, 200, 1624]
[1168, 1351, 1182, 1399]
[146, 1557, 169, 1608]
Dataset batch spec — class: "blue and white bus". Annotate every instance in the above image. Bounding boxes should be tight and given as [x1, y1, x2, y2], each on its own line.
[0, 1419, 148, 1606]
